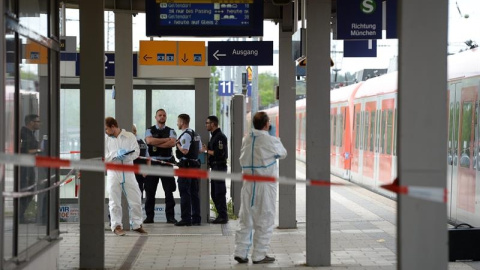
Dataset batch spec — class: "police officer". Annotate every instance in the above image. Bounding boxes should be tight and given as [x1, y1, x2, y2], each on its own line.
[175, 114, 202, 226]
[144, 109, 177, 224]
[204, 116, 228, 224]
[132, 125, 149, 196]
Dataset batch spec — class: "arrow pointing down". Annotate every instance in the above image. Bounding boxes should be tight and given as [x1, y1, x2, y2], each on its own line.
[181, 53, 188, 63]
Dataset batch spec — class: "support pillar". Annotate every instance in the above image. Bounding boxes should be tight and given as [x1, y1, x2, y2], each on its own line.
[305, 0, 331, 266]
[278, 23, 296, 229]
[397, 0, 448, 269]
[79, 1, 105, 268]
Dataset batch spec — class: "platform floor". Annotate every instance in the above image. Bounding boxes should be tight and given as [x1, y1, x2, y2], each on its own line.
[58, 166, 480, 269]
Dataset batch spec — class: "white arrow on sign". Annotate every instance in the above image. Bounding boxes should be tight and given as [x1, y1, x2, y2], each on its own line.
[213, 50, 227, 61]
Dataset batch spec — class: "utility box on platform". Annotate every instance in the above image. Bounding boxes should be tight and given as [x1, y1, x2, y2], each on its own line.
[449, 224, 480, 261]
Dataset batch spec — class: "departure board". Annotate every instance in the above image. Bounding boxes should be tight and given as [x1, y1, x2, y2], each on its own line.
[146, 0, 263, 37]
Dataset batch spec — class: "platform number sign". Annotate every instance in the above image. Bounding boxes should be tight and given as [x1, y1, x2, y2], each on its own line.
[218, 81, 234, 96]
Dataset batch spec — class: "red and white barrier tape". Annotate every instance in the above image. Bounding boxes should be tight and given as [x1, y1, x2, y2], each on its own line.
[0, 153, 448, 203]
[381, 179, 447, 203]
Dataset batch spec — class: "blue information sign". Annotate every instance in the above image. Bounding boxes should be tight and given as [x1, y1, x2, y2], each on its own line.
[73, 53, 138, 77]
[146, 1, 263, 37]
[218, 81, 235, 96]
[337, 0, 382, 40]
[208, 41, 273, 66]
[386, 0, 397, 39]
[344, 40, 377, 57]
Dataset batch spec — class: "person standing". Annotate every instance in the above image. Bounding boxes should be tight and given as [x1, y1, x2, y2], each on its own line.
[175, 114, 202, 226]
[19, 114, 41, 223]
[144, 109, 177, 224]
[104, 117, 147, 236]
[234, 111, 287, 264]
[204, 115, 228, 224]
[132, 124, 149, 197]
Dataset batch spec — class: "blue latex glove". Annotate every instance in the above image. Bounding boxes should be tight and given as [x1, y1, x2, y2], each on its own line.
[116, 148, 127, 161]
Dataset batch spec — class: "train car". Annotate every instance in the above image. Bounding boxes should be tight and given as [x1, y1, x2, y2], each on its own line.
[260, 48, 480, 226]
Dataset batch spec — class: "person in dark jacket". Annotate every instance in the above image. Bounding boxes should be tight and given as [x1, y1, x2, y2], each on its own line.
[132, 124, 149, 197]
[203, 115, 228, 224]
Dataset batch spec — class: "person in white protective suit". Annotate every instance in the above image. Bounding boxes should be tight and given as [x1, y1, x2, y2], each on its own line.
[104, 117, 147, 236]
[234, 111, 287, 264]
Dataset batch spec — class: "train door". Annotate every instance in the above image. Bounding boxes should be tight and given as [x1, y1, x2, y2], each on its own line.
[447, 82, 461, 221]
[362, 101, 376, 182]
[456, 85, 477, 217]
[351, 103, 362, 175]
[378, 98, 395, 183]
[338, 106, 347, 171]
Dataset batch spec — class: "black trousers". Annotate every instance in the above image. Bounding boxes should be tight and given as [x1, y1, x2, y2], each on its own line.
[144, 164, 176, 220]
[177, 177, 201, 223]
[135, 173, 147, 199]
[211, 168, 228, 220]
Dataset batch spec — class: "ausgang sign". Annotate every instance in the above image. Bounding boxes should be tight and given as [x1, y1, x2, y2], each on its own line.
[336, 0, 382, 40]
[207, 41, 273, 66]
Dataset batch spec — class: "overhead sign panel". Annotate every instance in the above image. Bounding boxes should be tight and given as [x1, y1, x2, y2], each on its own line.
[344, 40, 377, 57]
[386, 0, 397, 39]
[145, 0, 263, 37]
[337, 0, 382, 40]
[139, 40, 176, 66]
[207, 41, 273, 66]
[178, 41, 206, 66]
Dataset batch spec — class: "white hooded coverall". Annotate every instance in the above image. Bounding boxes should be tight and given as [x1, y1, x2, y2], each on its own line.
[234, 129, 287, 261]
[105, 129, 142, 231]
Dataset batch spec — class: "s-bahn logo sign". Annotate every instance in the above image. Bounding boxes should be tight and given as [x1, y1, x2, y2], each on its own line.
[336, 0, 382, 40]
[360, 0, 376, 14]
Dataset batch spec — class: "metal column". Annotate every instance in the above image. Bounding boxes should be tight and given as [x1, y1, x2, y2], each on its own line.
[195, 78, 210, 223]
[305, 0, 331, 266]
[115, 11, 133, 231]
[397, 1, 448, 269]
[230, 94, 245, 217]
[79, 1, 105, 268]
[278, 22, 297, 229]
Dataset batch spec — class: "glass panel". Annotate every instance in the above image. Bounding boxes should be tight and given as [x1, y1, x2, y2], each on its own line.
[301, 114, 306, 141]
[338, 114, 343, 147]
[363, 112, 369, 150]
[355, 112, 360, 149]
[332, 115, 337, 146]
[330, 115, 333, 145]
[394, 108, 397, 156]
[133, 90, 147, 140]
[18, 36, 49, 253]
[151, 90, 196, 131]
[105, 89, 115, 117]
[460, 102, 472, 168]
[370, 111, 375, 152]
[19, 0, 49, 37]
[381, 111, 386, 154]
[60, 89, 80, 160]
[4, 31, 16, 261]
[386, 110, 393, 155]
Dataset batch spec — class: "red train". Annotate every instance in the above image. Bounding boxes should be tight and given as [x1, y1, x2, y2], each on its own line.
[262, 48, 480, 226]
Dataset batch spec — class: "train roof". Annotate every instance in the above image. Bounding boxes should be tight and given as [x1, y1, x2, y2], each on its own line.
[448, 48, 480, 80]
[331, 83, 362, 103]
[354, 71, 398, 99]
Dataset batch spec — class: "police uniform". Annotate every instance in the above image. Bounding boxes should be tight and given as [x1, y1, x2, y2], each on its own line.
[133, 137, 148, 196]
[175, 128, 202, 226]
[207, 128, 228, 222]
[144, 124, 177, 223]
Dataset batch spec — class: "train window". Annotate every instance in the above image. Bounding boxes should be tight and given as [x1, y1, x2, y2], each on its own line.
[333, 115, 337, 146]
[394, 108, 397, 156]
[386, 110, 393, 155]
[338, 114, 344, 147]
[460, 102, 473, 168]
[381, 110, 387, 154]
[297, 112, 301, 144]
[301, 114, 306, 141]
[369, 111, 375, 152]
[355, 112, 360, 149]
[363, 112, 369, 150]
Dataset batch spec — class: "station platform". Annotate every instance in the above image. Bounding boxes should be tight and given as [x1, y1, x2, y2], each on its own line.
[57, 167, 480, 269]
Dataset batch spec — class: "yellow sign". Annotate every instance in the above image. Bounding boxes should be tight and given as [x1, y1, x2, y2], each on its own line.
[139, 40, 177, 66]
[25, 40, 48, 65]
[247, 66, 252, 81]
[178, 41, 205, 66]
